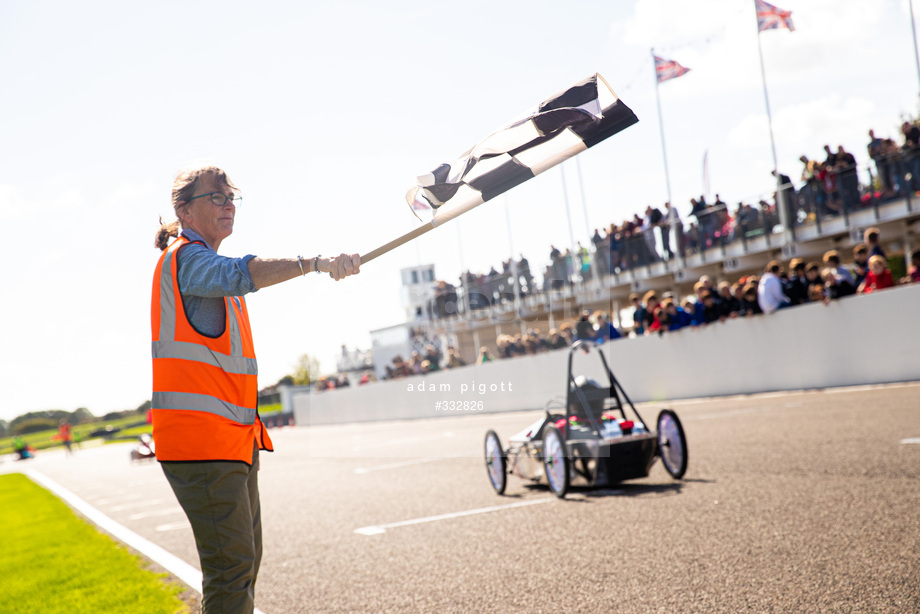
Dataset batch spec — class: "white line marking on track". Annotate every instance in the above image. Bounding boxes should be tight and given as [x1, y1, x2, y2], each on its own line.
[93, 492, 145, 505]
[108, 498, 165, 512]
[354, 498, 554, 536]
[126, 478, 166, 487]
[24, 470, 266, 614]
[900, 437, 920, 444]
[688, 405, 785, 421]
[129, 507, 184, 520]
[155, 521, 190, 532]
[350, 435, 428, 452]
[665, 382, 920, 407]
[354, 452, 474, 474]
[354, 458, 443, 474]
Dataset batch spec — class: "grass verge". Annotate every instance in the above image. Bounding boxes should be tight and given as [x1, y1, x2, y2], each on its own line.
[1, 414, 149, 456]
[0, 473, 189, 614]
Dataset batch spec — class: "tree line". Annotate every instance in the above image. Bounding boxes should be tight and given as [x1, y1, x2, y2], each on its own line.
[0, 401, 151, 438]
[1, 353, 320, 438]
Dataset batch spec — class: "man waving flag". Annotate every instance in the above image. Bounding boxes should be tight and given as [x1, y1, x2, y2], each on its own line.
[755, 0, 795, 32]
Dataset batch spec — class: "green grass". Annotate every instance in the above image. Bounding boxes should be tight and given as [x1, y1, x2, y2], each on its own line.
[0, 473, 189, 614]
[258, 402, 282, 415]
[115, 424, 154, 438]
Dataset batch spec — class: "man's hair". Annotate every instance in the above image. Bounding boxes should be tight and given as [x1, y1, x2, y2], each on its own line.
[853, 243, 868, 256]
[643, 290, 659, 304]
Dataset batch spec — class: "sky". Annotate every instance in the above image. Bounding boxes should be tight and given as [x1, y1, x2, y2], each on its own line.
[1, 0, 918, 422]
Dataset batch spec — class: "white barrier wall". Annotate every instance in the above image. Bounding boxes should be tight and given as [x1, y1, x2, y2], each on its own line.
[294, 284, 920, 426]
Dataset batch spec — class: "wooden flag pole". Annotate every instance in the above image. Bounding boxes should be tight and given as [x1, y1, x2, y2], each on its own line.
[360, 222, 436, 264]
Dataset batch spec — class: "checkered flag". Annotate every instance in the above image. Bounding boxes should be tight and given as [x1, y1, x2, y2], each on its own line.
[406, 74, 638, 226]
[361, 74, 637, 264]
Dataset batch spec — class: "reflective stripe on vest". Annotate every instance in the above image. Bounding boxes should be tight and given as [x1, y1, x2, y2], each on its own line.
[151, 391, 256, 425]
[151, 340, 258, 375]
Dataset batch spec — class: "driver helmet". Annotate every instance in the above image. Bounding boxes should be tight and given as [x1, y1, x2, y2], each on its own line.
[570, 375, 605, 417]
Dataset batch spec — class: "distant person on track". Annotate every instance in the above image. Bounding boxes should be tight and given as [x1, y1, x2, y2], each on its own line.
[57, 419, 74, 455]
[13, 436, 34, 460]
[151, 165, 360, 613]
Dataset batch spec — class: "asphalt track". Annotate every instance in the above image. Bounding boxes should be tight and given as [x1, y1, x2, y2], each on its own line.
[5, 383, 920, 613]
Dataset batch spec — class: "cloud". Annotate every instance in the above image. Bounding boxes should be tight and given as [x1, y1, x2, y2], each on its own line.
[0, 185, 28, 221]
[725, 93, 888, 175]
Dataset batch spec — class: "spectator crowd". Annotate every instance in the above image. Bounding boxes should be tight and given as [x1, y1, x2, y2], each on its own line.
[369, 226, 918, 382]
[424, 117, 920, 317]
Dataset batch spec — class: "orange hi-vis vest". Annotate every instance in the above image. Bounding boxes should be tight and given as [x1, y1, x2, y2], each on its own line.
[151, 236, 273, 464]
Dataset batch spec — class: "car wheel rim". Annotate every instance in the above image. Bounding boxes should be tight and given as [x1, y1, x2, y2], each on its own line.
[545, 431, 565, 492]
[485, 434, 503, 489]
[659, 414, 683, 473]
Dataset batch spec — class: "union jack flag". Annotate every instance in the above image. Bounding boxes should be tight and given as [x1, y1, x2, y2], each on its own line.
[654, 55, 691, 83]
[756, 0, 795, 32]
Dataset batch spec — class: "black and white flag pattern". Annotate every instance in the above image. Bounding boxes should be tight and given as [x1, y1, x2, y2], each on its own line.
[407, 74, 638, 226]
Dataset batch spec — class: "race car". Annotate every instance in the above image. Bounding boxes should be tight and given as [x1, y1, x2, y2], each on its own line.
[484, 340, 688, 498]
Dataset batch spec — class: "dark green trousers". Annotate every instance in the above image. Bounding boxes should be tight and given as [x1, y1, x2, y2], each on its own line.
[162, 441, 261, 614]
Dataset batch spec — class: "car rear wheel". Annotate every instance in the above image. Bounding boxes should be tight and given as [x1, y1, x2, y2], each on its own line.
[542, 425, 569, 498]
[484, 430, 507, 495]
[657, 409, 688, 479]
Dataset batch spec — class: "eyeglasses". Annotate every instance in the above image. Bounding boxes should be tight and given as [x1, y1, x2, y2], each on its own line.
[188, 192, 242, 207]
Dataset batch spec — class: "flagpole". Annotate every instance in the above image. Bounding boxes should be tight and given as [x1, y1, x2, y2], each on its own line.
[651, 48, 674, 208]
[575, 157, 592, 239]
[456, 218, 468, 316]
[559, 165, 579, 284]
[702, 150, 710, 201]
[361, 222, 435, 264]
[911, 0, 920, 102]
[575, 157, 596, 285]
[752, 2, 791, 241]
[503, 197, 523, 329]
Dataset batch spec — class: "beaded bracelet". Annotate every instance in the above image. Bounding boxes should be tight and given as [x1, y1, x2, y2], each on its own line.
[314, 255, 320, 274]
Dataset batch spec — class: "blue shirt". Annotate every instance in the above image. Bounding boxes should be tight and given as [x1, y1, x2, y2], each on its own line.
[176, 229, 257, 337]
[595, 322, 622, 342]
